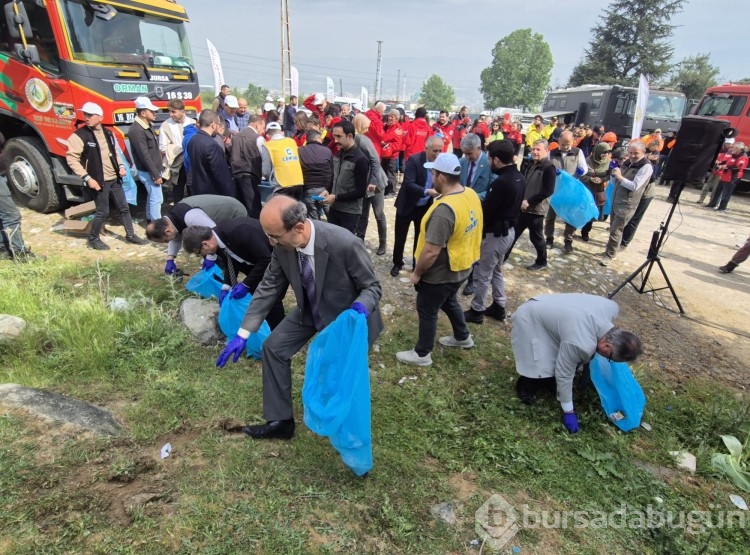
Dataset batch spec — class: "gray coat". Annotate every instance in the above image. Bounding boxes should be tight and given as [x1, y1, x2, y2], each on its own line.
[511, 294, 618, 406]
[240, 220, 383, 345]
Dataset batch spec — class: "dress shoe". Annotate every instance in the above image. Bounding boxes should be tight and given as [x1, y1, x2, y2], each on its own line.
[242, 419, 295, 440]
[526, 262, 547, 271]
[580, 233, 590, 242]
[463, 308, 484, 324]
[88, 238, 111, 250]
[563, 240, 573, 254]
[126, 235, 149, 245]
[484, 302, 506, 321]
[376, 244, 386, 256]
[462, 282, 475, 296]
[719, 262, 737, 274]
[390, 264, 402, 277]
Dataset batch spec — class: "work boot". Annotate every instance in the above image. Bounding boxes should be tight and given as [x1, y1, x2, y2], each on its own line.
[563, 240, 573, 254]
[484, 302, 506, 321]
[719, 262, 738, 274]
[463, 308, 485, 324]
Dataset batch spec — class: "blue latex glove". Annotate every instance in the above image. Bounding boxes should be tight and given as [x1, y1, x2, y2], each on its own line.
[575, 167, 585, 176]
[230, 283, 249, 299]
[202, 257, 216, 270]
[351, 301, 369, 318]
[218, 289, 229, 306]
[216, 335, 247, 367]
[164, 259, 178, 275]
[562, 412, 580, 433]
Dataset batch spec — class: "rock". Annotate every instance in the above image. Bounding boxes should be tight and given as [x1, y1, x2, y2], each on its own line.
[0, 314, 27, 343]
[669, 451, 697, 473]
[0, 384, 123, 435]
[109, 297, 131, 311]
[180, 298, 222, 345]
[124, 492, 162, 516]
[381, 303, 394, 316]
[431, 501, 462, 526]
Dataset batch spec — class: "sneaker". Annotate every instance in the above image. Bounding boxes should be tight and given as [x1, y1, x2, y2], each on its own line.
[390, 264, 402, 277]
[484, 302, 506, 321]
[545, 238, 553, 249]
[126, 235, 149, 245]
[439, 334, 474, 348]
[376, 245, 386, 256]
[396, 350, 433, 366]
[463, 308, 485, 324]
[563, 241, 573, 254]
[88, 238, 111, 250]
[599, 256, 612, 266]
[526, 263, 547, 271]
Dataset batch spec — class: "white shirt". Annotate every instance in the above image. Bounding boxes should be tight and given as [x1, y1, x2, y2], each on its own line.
[296, 219, 316, 277]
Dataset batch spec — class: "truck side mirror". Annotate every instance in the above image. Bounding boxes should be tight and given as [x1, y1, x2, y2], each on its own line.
[14, 42, 40, 64]
[4, 2, 33, 40]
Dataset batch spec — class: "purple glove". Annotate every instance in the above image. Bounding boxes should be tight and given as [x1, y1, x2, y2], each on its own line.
[562, 412, 580, 433]
[351, 301, 369, 318]
[202, 257, 216, 270]
[230, 283, 249, 299]
[219, 289, 229, 306]
[216, 335, 247, 367]
[164, 259, 178, 275]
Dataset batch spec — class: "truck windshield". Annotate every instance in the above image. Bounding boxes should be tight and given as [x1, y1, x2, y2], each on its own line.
[695, 94, 747, 117]
[646, 94, 686, 120]
[60, 0, 194, 70]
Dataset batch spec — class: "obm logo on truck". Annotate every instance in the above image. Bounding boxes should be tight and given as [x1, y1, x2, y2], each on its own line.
[113, 83, 148, 94]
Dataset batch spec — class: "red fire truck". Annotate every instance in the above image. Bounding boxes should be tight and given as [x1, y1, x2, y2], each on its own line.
[0, 0, 200, 212]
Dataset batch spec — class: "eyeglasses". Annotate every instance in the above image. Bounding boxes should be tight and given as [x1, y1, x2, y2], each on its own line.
[265, 229, 292, 243]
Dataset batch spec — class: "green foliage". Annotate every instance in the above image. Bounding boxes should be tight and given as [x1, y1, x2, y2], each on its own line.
[199, 82, 270, 110]
[667, 53, 720, 100]
[712, 432, 750, 493]
[568, 0, 687, 87]
[480, 28, 553, 111]
[418, 74, 456, 111]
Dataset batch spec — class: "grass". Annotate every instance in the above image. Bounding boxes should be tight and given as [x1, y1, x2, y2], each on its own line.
[0, 257, 748, 554]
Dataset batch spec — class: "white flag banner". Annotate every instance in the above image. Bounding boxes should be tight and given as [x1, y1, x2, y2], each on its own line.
[631, 74, 650, 140]
[290, 66, 299, 98]
[206, 40, 225, 96]
[326, 77, 335, 99]
[360, 87, 368, 111]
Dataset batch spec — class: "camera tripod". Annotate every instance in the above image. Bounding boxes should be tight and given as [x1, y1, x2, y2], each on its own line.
[608, 183, 685, 314]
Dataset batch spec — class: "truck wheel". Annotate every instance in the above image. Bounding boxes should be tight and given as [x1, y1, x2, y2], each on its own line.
[5, 136, 63, 213]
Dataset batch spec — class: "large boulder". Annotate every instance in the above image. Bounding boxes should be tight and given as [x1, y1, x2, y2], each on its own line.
[0, 384, 123, 436]
[180, 298, 223, 345]
[0, 314, 27, 343]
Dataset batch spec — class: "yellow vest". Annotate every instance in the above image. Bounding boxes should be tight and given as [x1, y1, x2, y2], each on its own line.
[415, 187, 482, 272]
[264, 138, 304, 187]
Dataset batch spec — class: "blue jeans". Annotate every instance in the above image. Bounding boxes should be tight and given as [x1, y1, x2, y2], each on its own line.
[138, 170, 163, 221]
[0, 175, 25, 254]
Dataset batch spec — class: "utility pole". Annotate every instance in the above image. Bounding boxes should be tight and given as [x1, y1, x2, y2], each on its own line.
[340, 78, 343, 97]
[280, 0, 292, 97]
[396, 69, 401, 102]
[402, 73, 407, 105]
[374, 40, 383, 101]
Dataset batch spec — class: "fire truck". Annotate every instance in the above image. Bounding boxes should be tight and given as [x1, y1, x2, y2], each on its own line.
[0, 0, 200, 212]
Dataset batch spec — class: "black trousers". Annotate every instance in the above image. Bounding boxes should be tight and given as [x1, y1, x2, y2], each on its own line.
[392, 204, 429, 268]
[231, 259, 285, 330]
[327, 208, 360, 233]
[415, 281, 469, 356]
[90, 180, 135, 240]
[506, 212, 546, 265]
[235, 174, 262, 218]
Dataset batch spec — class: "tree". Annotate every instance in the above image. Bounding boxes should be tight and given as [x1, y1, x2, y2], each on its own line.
[200, 89, 215, 109]
[419, 75, 455, 111]
[667, 54, 720, 100]
[568, 0, 686, 87]
[243, 83, 270, 109]
[480, 29, 553, 111]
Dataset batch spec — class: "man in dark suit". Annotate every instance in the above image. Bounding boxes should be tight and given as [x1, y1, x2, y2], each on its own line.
[182, 218, 285, 329]
[217, 196, 383, 440]
[390, 136, 443, 277]
[186, 110, 236, 198]
[230, 114, 264, 217]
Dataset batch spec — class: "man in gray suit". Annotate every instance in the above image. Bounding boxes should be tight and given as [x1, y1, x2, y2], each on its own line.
[217, 195, 383, 440]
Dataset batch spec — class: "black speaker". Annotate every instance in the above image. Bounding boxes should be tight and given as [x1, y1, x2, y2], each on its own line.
[661, 116, 732, 183]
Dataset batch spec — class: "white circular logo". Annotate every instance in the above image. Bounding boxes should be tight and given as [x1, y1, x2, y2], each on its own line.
[25, 78, 53, 113]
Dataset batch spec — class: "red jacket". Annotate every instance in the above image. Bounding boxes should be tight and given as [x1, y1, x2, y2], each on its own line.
[325, 116, 342, 156]
[381, 122, 404, 159]
[719, 152, 748, 182]
[403, 118, 432, 160]
[472, 120, 490, 140]
[506, 129, 523, 145]
[302, 94, 325, 122]
[452, 117, 472, 149]
[364, 109, 386, 157]
[431, 121, 454, 153]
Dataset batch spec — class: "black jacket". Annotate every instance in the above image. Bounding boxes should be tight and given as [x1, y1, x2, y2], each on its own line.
[186, 129, 236, 197]
[127, 118, 163, 180]
[230, 126, 262, 180]
[482, 165, 526, 237]
[299, 142, 333, 191]
[213, 218, 273, 290]
[395, 151, 433, 217]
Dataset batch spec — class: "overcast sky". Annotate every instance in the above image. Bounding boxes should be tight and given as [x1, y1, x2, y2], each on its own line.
[179, 0, 740, 108]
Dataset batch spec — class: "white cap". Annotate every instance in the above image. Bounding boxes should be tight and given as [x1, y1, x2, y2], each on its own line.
[134, 96, 158, 111]
[352, 101, 363, 111]
[277, 96, 285, 102]
[224, 95, 239, 109]
[79, 102, 103, 116]
[263, 102, 275, 112]
[424, 153, 461, 175]
[313, 93, 325, 106]
[266, 122, 282, 131]
[266, 95, 274, 102]
[725, 137, 736, 144]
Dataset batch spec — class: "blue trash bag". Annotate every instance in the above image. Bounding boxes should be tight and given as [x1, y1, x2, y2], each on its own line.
[217, 294, 271, 360]
[589, 354, 646, 432]
[549, 170, 600, 229]
[115, 144, 139, 206]
[602, 179, 615, 217]
[185, 265, 224, 300]
[302, 309, 372, 476]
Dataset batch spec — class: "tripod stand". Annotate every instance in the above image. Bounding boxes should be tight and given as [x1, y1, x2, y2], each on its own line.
[608, 182, 685, 314]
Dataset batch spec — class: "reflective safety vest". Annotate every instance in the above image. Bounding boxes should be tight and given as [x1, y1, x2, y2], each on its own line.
[415, 187, 482, 272]
[265, 138, 304, 187]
